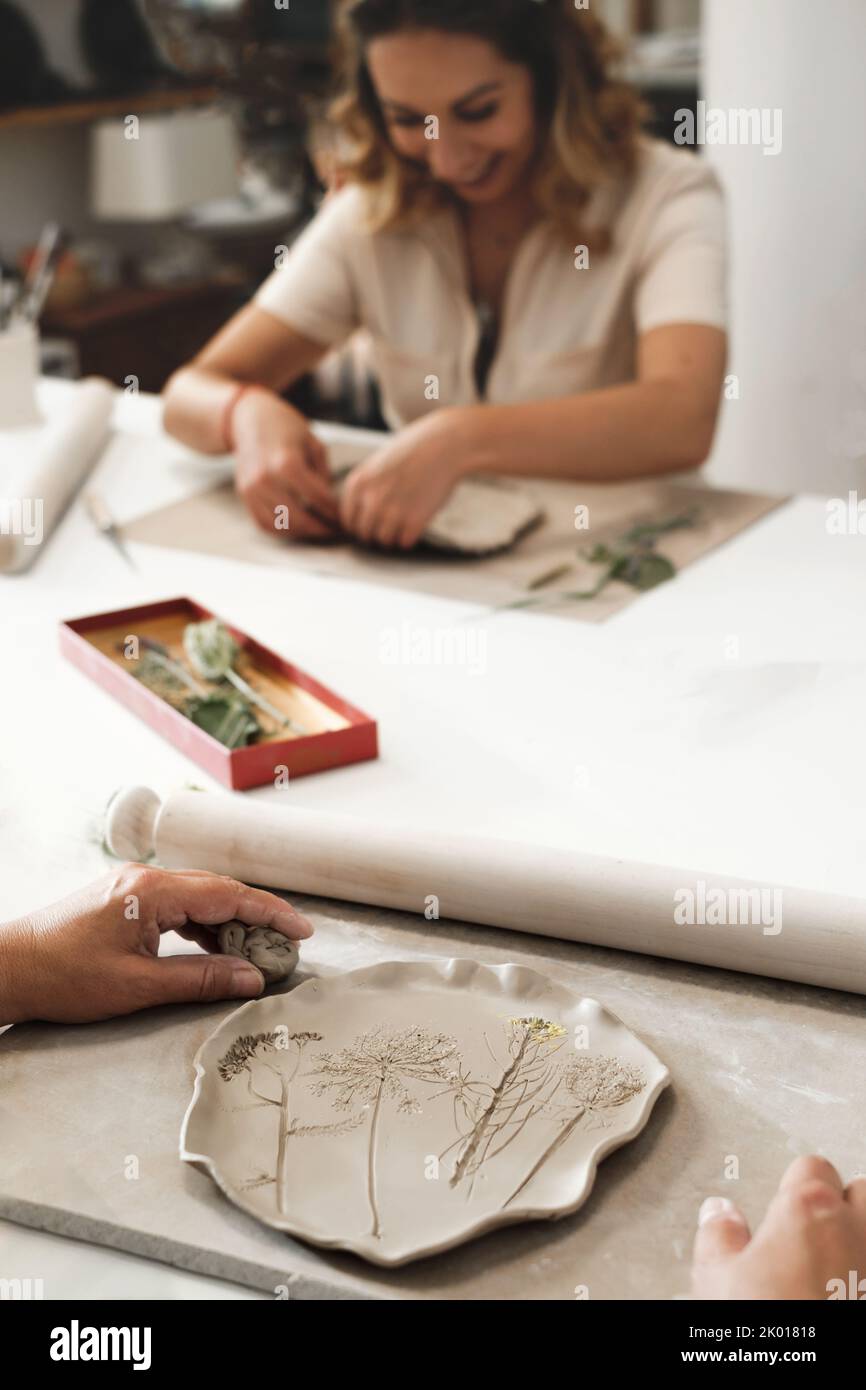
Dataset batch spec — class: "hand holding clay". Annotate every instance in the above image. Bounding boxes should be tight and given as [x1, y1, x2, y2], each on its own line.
[0, 865, 313, 1025]
[218, 922, 299, 985]
[339, 407, 470, 550]
[691, 1155, 866, 1299]
[232, 389, 341, 541]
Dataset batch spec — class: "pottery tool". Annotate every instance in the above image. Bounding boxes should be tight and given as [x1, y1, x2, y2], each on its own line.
[19, 222, 63, 323]
[0, 378, 115, 574]
[0, 272, 21, 331]
[107, 785, 866, 996]
[83, 490, 138, 571]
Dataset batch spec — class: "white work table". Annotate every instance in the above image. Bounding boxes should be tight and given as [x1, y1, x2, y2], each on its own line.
[1, 380, 865, 1300]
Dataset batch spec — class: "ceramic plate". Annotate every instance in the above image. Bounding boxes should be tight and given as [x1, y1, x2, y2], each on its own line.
[180, 960, 670, 1267]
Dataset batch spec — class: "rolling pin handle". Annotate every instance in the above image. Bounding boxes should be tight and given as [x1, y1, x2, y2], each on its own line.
[105, 785, 161, 863]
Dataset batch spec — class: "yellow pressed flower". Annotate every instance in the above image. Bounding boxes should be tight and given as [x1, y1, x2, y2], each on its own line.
[508, 1016, 567, 1043]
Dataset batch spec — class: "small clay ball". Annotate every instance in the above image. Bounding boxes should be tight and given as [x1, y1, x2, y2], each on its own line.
[218, 922, 299, 985]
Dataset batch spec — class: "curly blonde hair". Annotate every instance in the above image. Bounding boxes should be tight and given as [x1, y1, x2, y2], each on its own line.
[330, 0, 646, 248]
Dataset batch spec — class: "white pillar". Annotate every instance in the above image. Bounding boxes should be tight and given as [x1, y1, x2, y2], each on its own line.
[703, 0, 866, 495]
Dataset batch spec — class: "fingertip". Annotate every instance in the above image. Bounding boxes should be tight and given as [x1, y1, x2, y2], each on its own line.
[693, 1196, 751, 1268]
[280, 907, 314, 939]
[782, 1178, 845, 1221]
[780, 1155, 844, 1195]
[307, 497, 340, 528]
[698, 1196, 747, 1229]
[238, 884, 314, 939]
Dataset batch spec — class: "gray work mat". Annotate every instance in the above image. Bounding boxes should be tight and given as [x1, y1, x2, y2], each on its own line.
[2, 899, 863, 1301]
[123, 478, 785, 622]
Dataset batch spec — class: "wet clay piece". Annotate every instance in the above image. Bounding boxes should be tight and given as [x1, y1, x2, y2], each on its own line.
[218, 923, 299, 985]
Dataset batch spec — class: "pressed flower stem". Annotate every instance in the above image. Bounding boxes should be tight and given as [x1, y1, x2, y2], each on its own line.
[367, 1078, 385, 1239]
[276, 1047, 306, 1216]
[224, 669, 306, 736]
[140, 643, 207, 695]
[450, 1032, 531, 1188]
[526, 562, 574, 592]
[276, 1076, 292, 1217]
[502, 1105, 587, 1209]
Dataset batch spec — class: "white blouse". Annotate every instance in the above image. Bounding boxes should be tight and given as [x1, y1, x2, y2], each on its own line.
[256, 137, 727, 431]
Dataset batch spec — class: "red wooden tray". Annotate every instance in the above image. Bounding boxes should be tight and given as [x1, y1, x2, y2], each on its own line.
[60, 597, 378, 791]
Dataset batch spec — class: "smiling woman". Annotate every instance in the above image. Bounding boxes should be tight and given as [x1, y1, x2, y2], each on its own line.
[163, 0, 729, 551]
[333, 0, 643, 241]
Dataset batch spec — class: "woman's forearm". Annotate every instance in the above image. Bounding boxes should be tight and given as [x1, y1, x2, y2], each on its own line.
[0, 920, 37, 1026]
[161, 304, 328, 455]
[457, 376, 721, 484]
[163, 305, 330, 455]
[162, 366, 253, 456]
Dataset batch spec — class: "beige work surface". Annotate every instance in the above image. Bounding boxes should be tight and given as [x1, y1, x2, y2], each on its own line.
[1, 895, 863, 1301]
[123, 478, 783, 622]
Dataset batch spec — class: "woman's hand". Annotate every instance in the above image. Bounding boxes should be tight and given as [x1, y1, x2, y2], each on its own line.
[340, 407, 474, 550]
[0, 865, 314, 1025]
[691, 1156, 866, 1300]
[233, 388, 342, 542]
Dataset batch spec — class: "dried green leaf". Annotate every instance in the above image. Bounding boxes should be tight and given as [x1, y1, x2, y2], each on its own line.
[621, 509, 699, 546]
[187, 693, 260, 749]
[184, 619, 239, 683]
[612, 551, 676, 591]
[131, 649, 197, 706]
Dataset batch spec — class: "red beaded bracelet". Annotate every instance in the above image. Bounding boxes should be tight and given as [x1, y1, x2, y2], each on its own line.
[221, 382, 257, 453]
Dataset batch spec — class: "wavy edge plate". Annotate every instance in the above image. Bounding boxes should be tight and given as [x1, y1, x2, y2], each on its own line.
[180, 959, 670, 1267]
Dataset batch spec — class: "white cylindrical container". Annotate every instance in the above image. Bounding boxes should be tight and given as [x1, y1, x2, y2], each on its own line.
[0, 320, 42, 428]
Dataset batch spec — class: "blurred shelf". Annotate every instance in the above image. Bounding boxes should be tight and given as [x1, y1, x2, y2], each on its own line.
[622, 61, 700, 90]
[0, 86, 221, 133]
[41, 279, 246, 393]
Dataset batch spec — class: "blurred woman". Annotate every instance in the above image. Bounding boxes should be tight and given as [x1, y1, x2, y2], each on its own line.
[164, 0, 727, 549]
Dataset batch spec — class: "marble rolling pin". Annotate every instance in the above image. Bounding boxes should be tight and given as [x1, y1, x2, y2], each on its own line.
[106, 786, 866, 996]
[0, 377, 115, 574]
